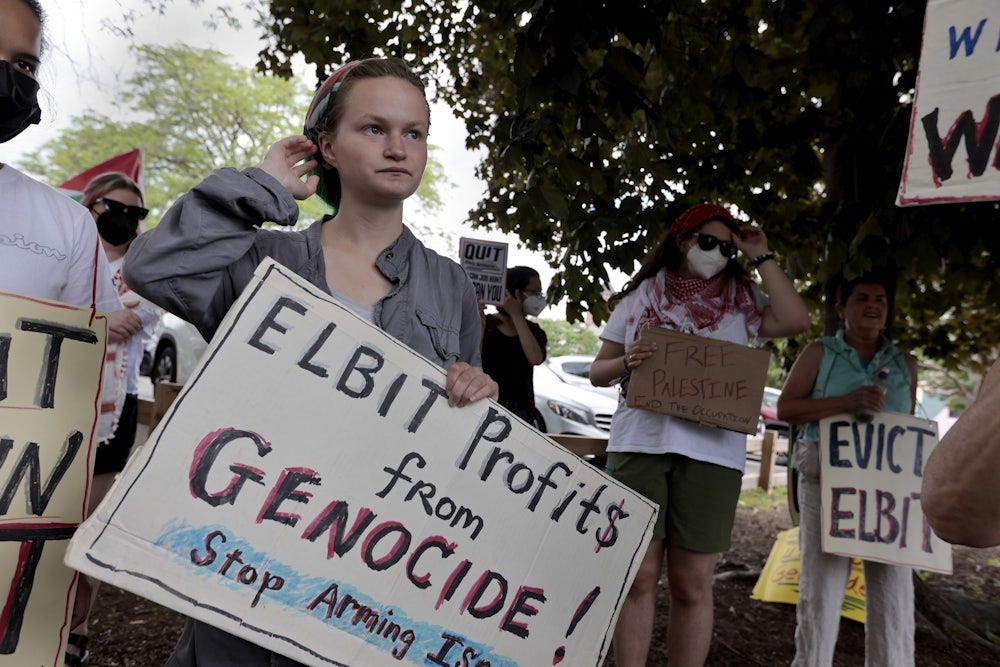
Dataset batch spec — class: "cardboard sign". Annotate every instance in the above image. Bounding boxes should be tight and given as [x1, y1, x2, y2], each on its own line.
[0, 291, 107, 665]
[66, 260, 657, 667]
[819, 413, 952, 573]
[459, 238, 508, 306]
[751, 527, 866, 623]
[624, 328, 770, 434]
[898, 0, 1000, 205]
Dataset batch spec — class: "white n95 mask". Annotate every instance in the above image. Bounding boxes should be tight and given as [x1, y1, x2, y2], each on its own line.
[522, 295, 546, 317]
[685, 245, 729, 280]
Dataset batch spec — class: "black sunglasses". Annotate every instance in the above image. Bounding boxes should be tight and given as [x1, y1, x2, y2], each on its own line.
[97, 197, 149, 221]
[695, 233, 738, 259]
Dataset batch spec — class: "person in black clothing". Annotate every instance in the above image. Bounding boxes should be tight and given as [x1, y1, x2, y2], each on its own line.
[481, 266, 548, 426]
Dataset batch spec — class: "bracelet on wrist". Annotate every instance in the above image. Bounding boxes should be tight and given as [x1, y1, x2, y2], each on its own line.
[622, 354, 629, 374]
[750, 251, 776, 268]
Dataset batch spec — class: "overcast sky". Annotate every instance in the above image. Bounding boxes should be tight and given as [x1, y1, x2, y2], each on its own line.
[3, 0, 615, 313]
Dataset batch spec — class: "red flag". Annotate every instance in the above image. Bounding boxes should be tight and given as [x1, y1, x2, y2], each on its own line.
[57, 149, 143, 201]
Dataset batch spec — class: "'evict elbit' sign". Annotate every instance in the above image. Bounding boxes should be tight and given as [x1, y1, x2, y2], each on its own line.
[819, 412, 952, 574]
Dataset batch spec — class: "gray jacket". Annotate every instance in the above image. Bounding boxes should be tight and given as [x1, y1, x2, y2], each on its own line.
[124, 167, 482, 369]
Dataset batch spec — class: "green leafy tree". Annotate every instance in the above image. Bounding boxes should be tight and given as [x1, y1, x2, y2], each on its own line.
[110, 0, 1000, 639]
[536, 319, 600, 357]
[254, 0, 997, 378]
[20, 44, 310, 219]
[19, 43, 449, 225]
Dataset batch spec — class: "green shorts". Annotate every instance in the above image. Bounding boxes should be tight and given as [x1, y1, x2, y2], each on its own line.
[606, 452, 742, 553]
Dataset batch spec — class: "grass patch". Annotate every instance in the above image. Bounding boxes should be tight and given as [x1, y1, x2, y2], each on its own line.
[738, 486, 788, 511]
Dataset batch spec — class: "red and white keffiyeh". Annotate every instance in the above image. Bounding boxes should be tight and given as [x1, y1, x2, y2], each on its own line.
[98, 342, 126, 444]
[98, 262, 129, 444]
[628, 267, 763, 340]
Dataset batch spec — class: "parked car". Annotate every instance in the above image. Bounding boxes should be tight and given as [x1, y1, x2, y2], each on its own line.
[145, 313, 208, 385]
[142, 316, 621, 440]
[545, 354, 619, 399]
[760, 386, 789, 437]
[533, 362, 618, 437]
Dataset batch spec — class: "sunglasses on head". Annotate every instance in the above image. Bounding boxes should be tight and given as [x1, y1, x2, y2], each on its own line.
[695, 233, 738, 259]
[97, 198, 149, 221]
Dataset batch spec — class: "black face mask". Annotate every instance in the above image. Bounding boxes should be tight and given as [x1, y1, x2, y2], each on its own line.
[0, 60, 42, 143]
[95, 211, 138, 246]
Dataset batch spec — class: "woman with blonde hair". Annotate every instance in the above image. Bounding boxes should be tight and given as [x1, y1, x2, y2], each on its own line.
[125, 57, 497, 666]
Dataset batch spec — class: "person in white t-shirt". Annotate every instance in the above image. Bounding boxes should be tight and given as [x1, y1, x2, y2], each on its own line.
[589, 203, 809, 667]
[0, 0, 135, 328]
[1, 2, 141, 664]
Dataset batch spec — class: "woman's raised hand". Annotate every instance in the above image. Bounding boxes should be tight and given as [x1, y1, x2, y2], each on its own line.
[499, 289, 524, 320]
[736, 224, 769, 259]
[259, 136, 320, 201]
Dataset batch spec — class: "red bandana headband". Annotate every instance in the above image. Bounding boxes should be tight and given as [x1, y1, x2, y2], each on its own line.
[669, 203, 739, 239]
[303, 61, 362, 142]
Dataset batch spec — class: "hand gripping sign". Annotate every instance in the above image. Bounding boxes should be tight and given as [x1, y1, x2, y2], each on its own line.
[1, 291, 107, 666]
[66, 260, 657, 667]
[819, 412, 952, 574]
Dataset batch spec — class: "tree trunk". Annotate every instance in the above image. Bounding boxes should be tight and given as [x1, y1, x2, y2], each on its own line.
[914, 573, 1000, 652]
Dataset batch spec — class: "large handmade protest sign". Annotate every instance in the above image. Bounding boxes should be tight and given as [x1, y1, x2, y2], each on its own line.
[625, 327, 770, 434]
[459, 237, 508, 306]
[819, 413, 952, 573]
[898, 0, 1000, 205]
[67, 260, 658, 667]
[1, 291, 107, 666]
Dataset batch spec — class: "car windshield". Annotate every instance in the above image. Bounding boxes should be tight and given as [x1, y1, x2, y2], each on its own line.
[536, 364, 564, 382]
[561, 361, 592, 378]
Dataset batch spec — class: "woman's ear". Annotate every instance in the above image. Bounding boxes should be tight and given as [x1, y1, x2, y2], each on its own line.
[317, 132, 338, 168]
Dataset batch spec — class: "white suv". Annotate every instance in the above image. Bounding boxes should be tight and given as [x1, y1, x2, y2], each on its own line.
[545, 354, 619, 399]
[146, 313, 208, 385]
[532, 363, 618, 437]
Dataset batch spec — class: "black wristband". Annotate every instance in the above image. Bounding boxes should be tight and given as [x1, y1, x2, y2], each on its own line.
[751, 251, 776, 268]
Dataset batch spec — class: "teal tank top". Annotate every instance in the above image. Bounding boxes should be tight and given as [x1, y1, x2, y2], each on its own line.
[800, 330, 912, 442]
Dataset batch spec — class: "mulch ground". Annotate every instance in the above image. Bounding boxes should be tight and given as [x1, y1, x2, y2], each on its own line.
[85, 497, 1000, 666]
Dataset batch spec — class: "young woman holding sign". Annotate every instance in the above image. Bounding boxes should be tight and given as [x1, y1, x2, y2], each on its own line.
[124, 57, 497, 666]
[589, 203, 808, 666]
[778, 275, 918, 666]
